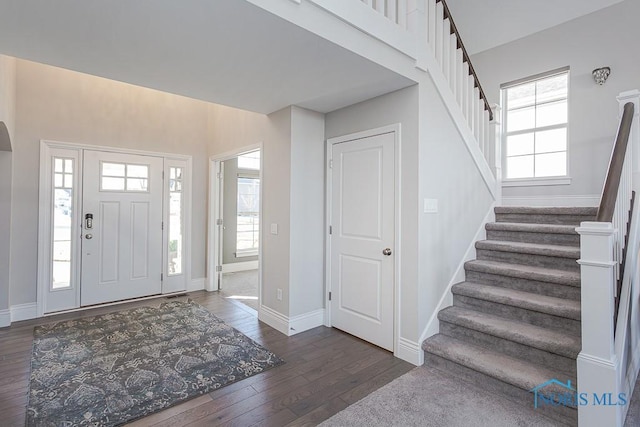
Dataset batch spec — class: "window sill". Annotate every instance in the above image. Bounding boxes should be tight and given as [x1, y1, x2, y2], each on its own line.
[236, 250, 258, 258]
[502, 177, 572, 187]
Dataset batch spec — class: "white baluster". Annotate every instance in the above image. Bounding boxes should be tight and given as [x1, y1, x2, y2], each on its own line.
[478, 106, 486, 154]
[441, 18, 450, 79]
[461, 62, 469, 120]
[449, 35, 457, 93]
[427, 0, 436, 55]
[435, 2, 444, 64]
[467, 75, 475, 130]
[455, 49, 463, 107]
[375, 0, 385, 14]
[474, 88, 481, 142]
[397, 0, 407, 29]
[387, 0, 397, 23]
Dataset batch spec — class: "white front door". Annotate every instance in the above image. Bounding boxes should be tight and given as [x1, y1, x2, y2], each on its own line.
[329, 130, 395, 351]
[80, 150, 164, 306]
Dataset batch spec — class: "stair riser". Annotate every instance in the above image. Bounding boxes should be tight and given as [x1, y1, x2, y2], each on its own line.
[476, 249, 580, 272]
[465, 270, 581, 301]
[424, 351, 577, 426]
[495, 213, 593, 225]
[439, 322, 577, 376]
[453, 295, 581, 336]
[486, 230, 580, 247]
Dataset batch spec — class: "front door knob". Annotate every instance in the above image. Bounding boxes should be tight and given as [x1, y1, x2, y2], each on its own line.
[85, 234, 93, 240]
[382, 248, 392, 256]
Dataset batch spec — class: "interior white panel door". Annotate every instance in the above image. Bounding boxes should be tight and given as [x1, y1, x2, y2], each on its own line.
[81, 150, 163, 306]
[330, 131, 395, 351]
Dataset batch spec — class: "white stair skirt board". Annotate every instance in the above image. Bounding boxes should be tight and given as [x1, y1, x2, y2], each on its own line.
[0, 309, 10, 327]
[502, 195, 600, 207]
[258, 305, 325, 337]
[188, 278, 206, 292]
[222, 261, 259, 273]
[397, 337, 423, 366]
[11, 302, 38, 322]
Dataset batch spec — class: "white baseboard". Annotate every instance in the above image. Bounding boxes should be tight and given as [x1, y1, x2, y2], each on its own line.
[502, 194, 600, 207]
[258, 305, 325, 337]
[397, 337, 423, 366]
[258, 305, 289, 336]
[289, 309, 325, 335]
[188, 278, 206, 292]
[0, 309, 10, 327]
[222, 261, 259, 273]
[420, 203, 495, 345]
[11, 302, 38, 322]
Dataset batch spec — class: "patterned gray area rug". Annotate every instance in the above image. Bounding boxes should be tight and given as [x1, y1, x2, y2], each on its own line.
[26, 300, 284, 426]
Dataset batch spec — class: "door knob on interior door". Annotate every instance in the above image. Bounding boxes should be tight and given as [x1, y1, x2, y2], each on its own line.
[382, 248, 392, 256]
[85, 234, 93, 240]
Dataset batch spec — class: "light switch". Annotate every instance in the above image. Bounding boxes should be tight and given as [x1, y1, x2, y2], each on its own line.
[424, 198, 438, 214]
[270, 223, 278, 235]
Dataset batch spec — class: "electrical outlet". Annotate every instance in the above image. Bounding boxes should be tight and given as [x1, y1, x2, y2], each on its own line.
[277, 288, 283, 301]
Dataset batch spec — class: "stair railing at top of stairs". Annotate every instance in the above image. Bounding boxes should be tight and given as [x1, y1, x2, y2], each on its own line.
[576, 90, 640, 427]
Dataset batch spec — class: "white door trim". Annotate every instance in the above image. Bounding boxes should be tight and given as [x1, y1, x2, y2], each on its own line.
[37, 140, 192, 317]
[207, 144, 263, 310]
[325, 124, 402, 356]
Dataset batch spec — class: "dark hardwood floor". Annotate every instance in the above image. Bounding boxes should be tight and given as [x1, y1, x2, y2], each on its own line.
[0, 291, 414, 426]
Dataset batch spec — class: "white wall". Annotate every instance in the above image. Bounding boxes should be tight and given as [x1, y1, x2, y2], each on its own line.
[10, 59, 210, 306]
[472, 0, 640, 202]
[326, 85, 420, 342]
[289, 106, 325, 318]
[0, 55, 15, 317]
[418, 76, 495, 335]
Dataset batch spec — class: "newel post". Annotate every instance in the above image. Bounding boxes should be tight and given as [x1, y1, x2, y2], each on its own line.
[617, 90, 640, 192]
[576, 222, 620, 426]
[489, 103, 502, 204]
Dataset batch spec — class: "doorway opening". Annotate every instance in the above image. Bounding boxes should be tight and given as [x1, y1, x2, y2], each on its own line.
[209, 148, 261, 315]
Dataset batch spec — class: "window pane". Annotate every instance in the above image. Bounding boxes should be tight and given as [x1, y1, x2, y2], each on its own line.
[536, 128, 567, 154]
[237, 177, 260, 252]
[507, 107, 535, 132]
[126, 178, 148, 192]
[168, 167, 183, 276]
[507, 155, 534, 179]
[54, 158, 64, 173]
[536, 74, 568, 104]
[507, 82, 535, 110]
[536, 100, 567, 128]
[238, 150, 260, 170]
[102, 162, 125, 177]
[535, 152, 566, 177]
[102, 177, 125, 191]
[507, 133, 534, 157]
[52, 158, 73, 290]
[127, 164, 148, 178]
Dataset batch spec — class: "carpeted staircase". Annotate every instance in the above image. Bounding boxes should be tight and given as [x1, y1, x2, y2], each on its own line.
[422, 206, 597, 426]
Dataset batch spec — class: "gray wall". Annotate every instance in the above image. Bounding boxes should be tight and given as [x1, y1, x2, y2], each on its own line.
[326, 85, 420, 341]
[472, 0, 640, 200]
[10, 59, 209, 305]
[0, 55, 15, 315]
[222, 157, 258, 265]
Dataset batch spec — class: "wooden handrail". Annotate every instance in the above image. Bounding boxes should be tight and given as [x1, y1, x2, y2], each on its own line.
[437, 0, 493, 121]
[597, 102, 635, 222]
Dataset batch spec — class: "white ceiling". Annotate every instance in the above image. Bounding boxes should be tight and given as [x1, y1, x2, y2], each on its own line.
[0, 0, 414, 114]
[446, 0, 625, 54]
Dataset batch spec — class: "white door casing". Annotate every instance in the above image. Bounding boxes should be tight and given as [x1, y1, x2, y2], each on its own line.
[329, 129, 396, 352]
[80, 150, 164, 306]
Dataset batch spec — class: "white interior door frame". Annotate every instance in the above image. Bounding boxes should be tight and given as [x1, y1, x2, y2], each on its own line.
[37, 140, 192, 317]
[324, 124, 402, 355]
[207, 144, 263, 297]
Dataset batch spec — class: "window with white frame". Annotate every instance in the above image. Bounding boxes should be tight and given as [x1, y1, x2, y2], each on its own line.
[502, 68, 569, 181]
[236, 176, 260, 256]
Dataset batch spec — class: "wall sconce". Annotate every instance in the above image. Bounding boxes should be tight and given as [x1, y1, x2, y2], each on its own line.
[592, 67, 611, 85]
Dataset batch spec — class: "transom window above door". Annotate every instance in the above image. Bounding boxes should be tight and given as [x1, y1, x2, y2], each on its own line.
[501, 67, 570, 184]
[100, 161, 150, 192]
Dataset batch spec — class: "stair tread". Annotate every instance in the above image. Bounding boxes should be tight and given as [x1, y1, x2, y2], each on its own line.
[453, 282, 581, 320]
[486, 222, 578, 235]
[495, 206, 597, 215]
[423, 334, 577, 394]
[476, 240, 580, 259]
[439, 305, 581, 357]
[465, 260, 581, 287]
